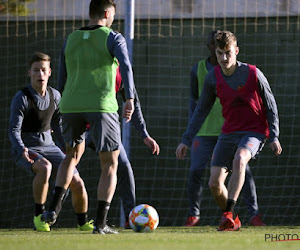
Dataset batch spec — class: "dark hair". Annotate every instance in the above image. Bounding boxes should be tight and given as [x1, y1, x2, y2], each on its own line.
[207, 30, 219, 45]
[89, 0, 116, 19]
[215, 30, 237, 49]
[28, 52, 51, 69]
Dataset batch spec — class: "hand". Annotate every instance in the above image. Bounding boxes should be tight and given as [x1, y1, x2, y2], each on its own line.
[175, 143, 188, 160]
[123, 99, 134, 123]
[22, 147, 34, 163]
[270, 140, 282, 156]
[143, 137, 160, 155]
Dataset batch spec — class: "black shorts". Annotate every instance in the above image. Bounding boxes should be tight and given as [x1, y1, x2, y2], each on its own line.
[62, 112, 121, 152]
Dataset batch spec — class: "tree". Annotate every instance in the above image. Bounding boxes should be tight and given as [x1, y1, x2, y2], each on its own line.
[0, 0, 35, 16]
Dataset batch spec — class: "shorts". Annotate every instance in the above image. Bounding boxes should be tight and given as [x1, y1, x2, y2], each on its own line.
[13, 144, 78, 176]
[211, 132, 266, 170]
[62, 112, 121, 152]
[190, 136, 218, 171]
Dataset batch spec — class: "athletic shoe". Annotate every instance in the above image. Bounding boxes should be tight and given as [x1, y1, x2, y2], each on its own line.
[218, 212, 235, 231]
[222, 215, 241, 231]
[93, 225, 119, 234]
[124, 220, 131, 229]
[33, 214, 50, 232]
[78, 220, 94, 231]
[41, 211, 57, 226]
[250, 215, 266, 226]
[184, 216, 200, 227]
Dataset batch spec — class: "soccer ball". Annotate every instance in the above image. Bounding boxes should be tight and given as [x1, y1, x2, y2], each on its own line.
[129, 204, 159, 232]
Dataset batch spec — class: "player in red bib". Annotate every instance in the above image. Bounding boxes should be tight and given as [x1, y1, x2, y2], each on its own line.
[176, 30, 282, 231]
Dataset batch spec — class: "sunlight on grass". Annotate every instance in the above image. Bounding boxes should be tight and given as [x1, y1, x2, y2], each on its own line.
[0, 226, 299, 250]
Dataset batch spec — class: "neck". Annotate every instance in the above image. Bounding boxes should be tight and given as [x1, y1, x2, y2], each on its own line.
[34, 87, 46, 97]
[222, 63, 237, 76]
[39, 90, 46, 97]
[208, 56, 218, 66]
[88, 18, 106, 27]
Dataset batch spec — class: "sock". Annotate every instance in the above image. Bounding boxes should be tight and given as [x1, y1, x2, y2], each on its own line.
[76, 212, 88, 226]
[49, 186, 67, 215]
[224, 199, 237, 213]
[34, 203, 45, 216]
[96, 200, 110, 229]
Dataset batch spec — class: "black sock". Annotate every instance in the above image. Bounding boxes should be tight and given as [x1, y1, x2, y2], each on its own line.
[96, 200, 110, 229]
[34, 203, 45, 216]
[224, 199, 237, 213]
[49, 186, 67, 215]
[77, 213, 88, 226]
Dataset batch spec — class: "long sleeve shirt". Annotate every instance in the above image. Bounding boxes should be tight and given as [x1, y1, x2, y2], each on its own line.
[181, 61, 280, 147]
[118, 84, 149, 139]
[8, 85, 65, 158]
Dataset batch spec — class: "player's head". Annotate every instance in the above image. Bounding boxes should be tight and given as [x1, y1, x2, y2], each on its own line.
[28, 51, 51, 70]
[207, 30, 219, 58]
[28, 52, 51, 93]
[89, 0, 116, 27]
[214, 30, 239, 71]
[214, 30, 237, 50]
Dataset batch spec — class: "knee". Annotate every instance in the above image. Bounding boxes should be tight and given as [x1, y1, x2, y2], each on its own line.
[118, 161, 133, 177]
[189, 167, 204, 178]
[103, 160, 119, 176]
[233, 153, 249, 170]
[118, 160, 131, 172]
[65, 144, 85, 163]
[70, 175, 86, 195]
[33, 159, 52, 181]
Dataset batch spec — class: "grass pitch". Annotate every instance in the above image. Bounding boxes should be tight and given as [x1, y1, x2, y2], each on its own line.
[0, 226, 299, 250]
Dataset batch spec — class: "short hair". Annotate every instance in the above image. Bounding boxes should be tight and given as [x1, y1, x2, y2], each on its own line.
[207, 30, 219, 45]
[214, 30, 237, 49]
[89, 0, 116, 19]
[28, 52, 51, 69]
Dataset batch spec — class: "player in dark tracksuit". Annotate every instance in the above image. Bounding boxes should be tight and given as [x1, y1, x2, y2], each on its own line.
[113, 67, 160, 228]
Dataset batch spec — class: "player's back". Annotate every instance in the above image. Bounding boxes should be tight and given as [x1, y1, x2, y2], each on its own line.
[60, 26, 118, 113]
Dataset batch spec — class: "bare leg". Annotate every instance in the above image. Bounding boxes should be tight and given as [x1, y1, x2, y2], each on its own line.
[69, 173, 88, 213]
[56, 142, 85, 189]
[209, 167, 228, 210]
[98, 150, 120, 202]
[32, 158, 52, 204]
[228, 147, 251, 201]
[42, 142, 86, 225]
[93, 150, 120, 233]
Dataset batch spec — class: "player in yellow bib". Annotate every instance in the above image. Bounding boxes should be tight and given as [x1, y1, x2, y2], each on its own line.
[42, 0, 135, 234]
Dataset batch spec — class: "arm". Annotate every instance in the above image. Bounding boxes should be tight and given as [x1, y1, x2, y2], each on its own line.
[131, 87, 160, 155]
[109, 32, 135, 122]
[257, 68, 282, 155]
[182, 75, 217, 146]
[118, 84, 160, 155]
[189, 63, 199, 122]
[57, 39, 68, 94]
[50, 88, 66, 151]
[8, 92, 33, 163]
[176, 74, 217, 159]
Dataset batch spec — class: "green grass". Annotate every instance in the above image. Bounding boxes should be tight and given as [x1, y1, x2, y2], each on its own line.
[1, 226, 300, 250]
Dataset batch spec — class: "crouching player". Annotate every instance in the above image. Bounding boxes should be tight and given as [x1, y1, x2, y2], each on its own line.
[8, 52, 93, 232]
